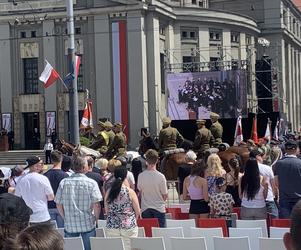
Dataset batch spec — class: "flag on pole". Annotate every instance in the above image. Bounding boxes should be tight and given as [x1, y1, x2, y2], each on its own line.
[273, 119, 279, 140]
[251, 116, 258, 144]
[39, 60, 60, 88]
[264, 119, 272, 143]
[80, 100, 93, 129]
[75, 55, 81, 78]
[234, 115, 243, 146]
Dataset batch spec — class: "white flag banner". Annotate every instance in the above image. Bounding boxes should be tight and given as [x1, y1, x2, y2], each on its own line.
[2, 113, 11, 132]
[234, 115, 243, 146]
[46, 112, 56, 136]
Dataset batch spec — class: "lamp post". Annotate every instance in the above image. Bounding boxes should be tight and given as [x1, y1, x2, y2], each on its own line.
[66, 0, 79, 144]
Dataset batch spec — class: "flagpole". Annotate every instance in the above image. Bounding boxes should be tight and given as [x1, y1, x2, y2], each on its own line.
[66, 0, 80, 145]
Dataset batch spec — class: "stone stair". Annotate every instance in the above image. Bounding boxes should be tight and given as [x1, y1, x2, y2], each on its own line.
[0, 150, 45, 166]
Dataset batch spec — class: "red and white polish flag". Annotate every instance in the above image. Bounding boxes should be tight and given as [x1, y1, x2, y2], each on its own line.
[39, 60, 60, 88]
[80, 100, 93, 129]
[234, 115, 243, 146]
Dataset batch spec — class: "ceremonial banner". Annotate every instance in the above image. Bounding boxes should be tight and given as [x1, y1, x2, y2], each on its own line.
[167, 70, 247, 120]
[46, 112, 56, 136]
[39, 60, 60, 88]
[234, 115, 243, 146]
[2, 113, 11, 132]
[80, 101, 93, 129]
[111, 21, 129, 137]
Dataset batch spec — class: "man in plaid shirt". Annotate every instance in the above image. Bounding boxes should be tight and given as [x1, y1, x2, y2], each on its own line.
[55, 156, 102, 250]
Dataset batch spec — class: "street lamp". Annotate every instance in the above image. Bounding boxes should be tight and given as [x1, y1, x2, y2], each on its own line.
[66, 0, 79, 144]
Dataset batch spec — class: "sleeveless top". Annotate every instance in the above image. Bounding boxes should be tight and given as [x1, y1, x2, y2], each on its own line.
[188, 176, 204, 200]
[241, 182, 266, 208]
[106, 186, 137, 229]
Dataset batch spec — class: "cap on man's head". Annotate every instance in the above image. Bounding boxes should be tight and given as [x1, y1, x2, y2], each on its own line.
[0, 167, 11, 181]
[285, 140, 298, 150]
[25, 156, 41, 169]
[210, 112, 220, 119]
[104, 121, 113, 128]
[249, 149, 264, 158]
[0, 193, 32, 225]
[196, 119, 206, 125]
[162, 117, 171, 125]
[114, 122, 123, 129]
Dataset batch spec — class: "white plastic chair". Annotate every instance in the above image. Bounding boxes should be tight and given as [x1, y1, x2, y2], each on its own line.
[97, 219, 107, 228]
[229, 227, 262, 250]
[213, 236, 251, 250]
[152, 227, 184, 250]
[190, 227, 223, 250]
[64, 237, 84, 250]
[166, 219, 195, 236]
[131, 237, 166, 250]
[236, 220, 268, 237]
[270, 227, 289, 238]
[90, 237, 125, 250]
[259, 237, 286, 250]
[96, 227, 106, 237]
[170, 237, 207, 250]
[138, 227, 146, 237]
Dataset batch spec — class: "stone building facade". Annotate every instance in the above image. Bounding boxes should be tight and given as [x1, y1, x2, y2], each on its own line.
[0, 0, 259, 149]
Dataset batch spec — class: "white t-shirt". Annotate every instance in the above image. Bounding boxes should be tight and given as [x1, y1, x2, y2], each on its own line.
[15, 172, 54, 223]
[127, 171, 135, 187]
[258, 163, 274, 201]
[137, 169, 168, 213]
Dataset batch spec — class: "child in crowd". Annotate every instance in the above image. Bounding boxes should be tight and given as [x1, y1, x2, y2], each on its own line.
[209, 177, 234, 225]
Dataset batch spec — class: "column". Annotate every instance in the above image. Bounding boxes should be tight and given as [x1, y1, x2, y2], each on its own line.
[166, 22, 175, 65]
[127, 11, 149, 147]
[146, 12, 162, 136]
[94, 14, 112, 119]
[222, 29, 231, 62]
[287, 44, 293, 126]
[0, 24, 13, 113]
[199, 26, 210, 70]
[239, 33, 247, 61]
[173, 23, 182, 73]
[43, 20, 56, 142]
[281, 39, 287, 115]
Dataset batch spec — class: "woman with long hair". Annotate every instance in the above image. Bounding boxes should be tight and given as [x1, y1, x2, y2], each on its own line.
[183, 160, 209, 221]
[206, 154, 226, 195]
[239, 159, 268, 220]
[105, 166, 140, 250]
[225, 158, 242, 207]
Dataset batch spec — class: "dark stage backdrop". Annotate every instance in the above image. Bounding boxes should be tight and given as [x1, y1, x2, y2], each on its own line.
[171, 112, 280, 145]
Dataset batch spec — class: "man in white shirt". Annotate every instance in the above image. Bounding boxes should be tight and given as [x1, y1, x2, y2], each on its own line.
[138, 149, 168, 227]
[250, 149, 279, 218]
[15, 156, 54, 224]
[44, 138, 54, 164]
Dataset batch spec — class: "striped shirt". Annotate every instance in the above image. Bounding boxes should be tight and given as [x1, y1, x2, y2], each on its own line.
[55, 173, 102, 233]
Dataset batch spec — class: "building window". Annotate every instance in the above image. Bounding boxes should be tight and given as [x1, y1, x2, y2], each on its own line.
[77, 55, 84, 91]
[160, 27, 166, 36]
[23, 58, 39, 94]
[231, 32, 240, 43]
[181, 31, 187, 38]
[199, 1, 204, 7]
[209, 30, 222, 41]
[246, 35, 251, 45]
[192, 0, 197, 4]
[75, 27, 81, 35]
[20, 31, 26, 38]
[31, 31, 36, 38]
[190, 31, 196, 38]
[181, 29, 197, 40]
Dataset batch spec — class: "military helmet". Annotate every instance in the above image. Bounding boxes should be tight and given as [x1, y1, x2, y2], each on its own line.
[162, 117, 171, 125]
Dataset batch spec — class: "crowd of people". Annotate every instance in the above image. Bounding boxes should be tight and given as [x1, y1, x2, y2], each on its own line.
[177, 77, 238, 118]
[0, 120, 301, 250]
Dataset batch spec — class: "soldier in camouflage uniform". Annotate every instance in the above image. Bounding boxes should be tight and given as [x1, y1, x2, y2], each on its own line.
[210, 112, 223, 147]
[107, 122, 127, 158]
[89, 120, 110, 155]
[158, 117, 184, 171]
[104, 121, 115, 148]
[193, 119, 213, 157]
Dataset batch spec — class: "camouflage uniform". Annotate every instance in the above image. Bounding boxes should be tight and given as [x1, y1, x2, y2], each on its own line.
[158, 117, 184, 154]
[104, 121, 116, 148]
[210, 112, 223, 147]
[107, 123, 127, 157]
[193, 120, 212, 154]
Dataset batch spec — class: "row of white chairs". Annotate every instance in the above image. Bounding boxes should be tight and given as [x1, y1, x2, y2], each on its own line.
[64, 236, 286, 250]
[62, 226, 289, 250]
